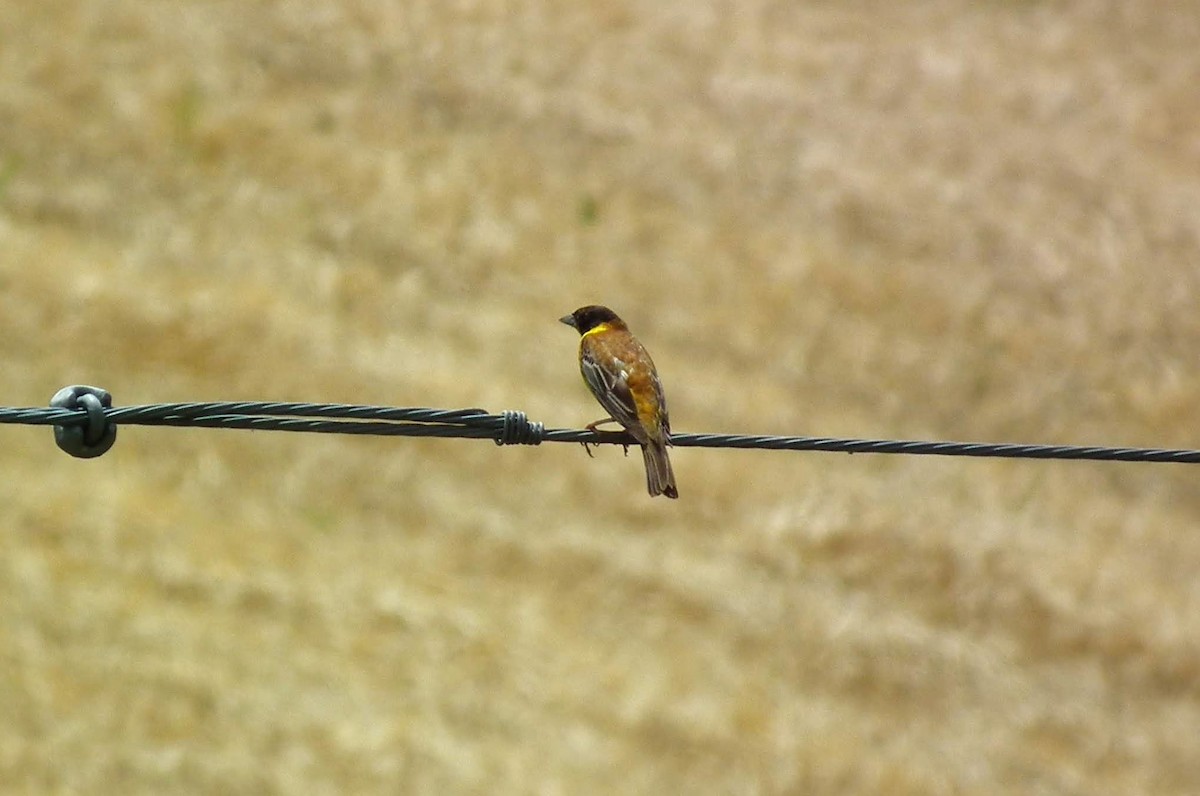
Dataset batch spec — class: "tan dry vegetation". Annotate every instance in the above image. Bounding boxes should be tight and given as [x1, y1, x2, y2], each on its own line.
[2, 1, 1200, 793]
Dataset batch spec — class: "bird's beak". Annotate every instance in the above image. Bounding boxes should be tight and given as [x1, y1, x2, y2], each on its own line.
[559, 314, 577, 329]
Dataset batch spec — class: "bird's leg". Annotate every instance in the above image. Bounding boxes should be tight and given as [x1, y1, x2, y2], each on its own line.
[585, 417, 620, 433]
[581, 417, 628, 457]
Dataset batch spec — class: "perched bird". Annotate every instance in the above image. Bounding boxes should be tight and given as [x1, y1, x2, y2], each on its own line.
[560, 305, 678, 499]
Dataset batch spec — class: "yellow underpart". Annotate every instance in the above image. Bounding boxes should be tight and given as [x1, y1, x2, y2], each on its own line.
[630, 374, 662, 435]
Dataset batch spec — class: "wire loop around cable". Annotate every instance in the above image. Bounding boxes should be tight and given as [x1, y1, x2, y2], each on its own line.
[496, 410, 544, 446]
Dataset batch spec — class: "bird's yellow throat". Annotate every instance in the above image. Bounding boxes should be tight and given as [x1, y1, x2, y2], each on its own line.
[581, 322, 614, 339]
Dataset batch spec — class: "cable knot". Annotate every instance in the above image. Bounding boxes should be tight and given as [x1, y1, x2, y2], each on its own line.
[495, 410, 543, 446]
[51, 385, 117, 459]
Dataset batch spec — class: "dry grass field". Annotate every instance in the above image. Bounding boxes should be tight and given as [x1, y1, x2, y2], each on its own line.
[2, 1, 1200, 793]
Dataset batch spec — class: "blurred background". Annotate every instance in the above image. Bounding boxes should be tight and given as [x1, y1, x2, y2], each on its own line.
[2, 2, 1199, 793]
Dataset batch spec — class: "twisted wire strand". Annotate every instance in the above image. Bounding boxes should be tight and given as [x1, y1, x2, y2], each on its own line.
[3, 398, 1199, 464]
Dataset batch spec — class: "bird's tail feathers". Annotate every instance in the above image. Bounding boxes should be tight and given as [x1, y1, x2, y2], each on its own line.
[643, 439, 678, 499]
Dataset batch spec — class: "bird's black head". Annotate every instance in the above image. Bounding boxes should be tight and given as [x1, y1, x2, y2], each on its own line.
[559, 305, 625, 335]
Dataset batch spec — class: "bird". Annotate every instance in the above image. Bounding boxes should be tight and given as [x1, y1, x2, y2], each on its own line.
[560, 305, 678, 499]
